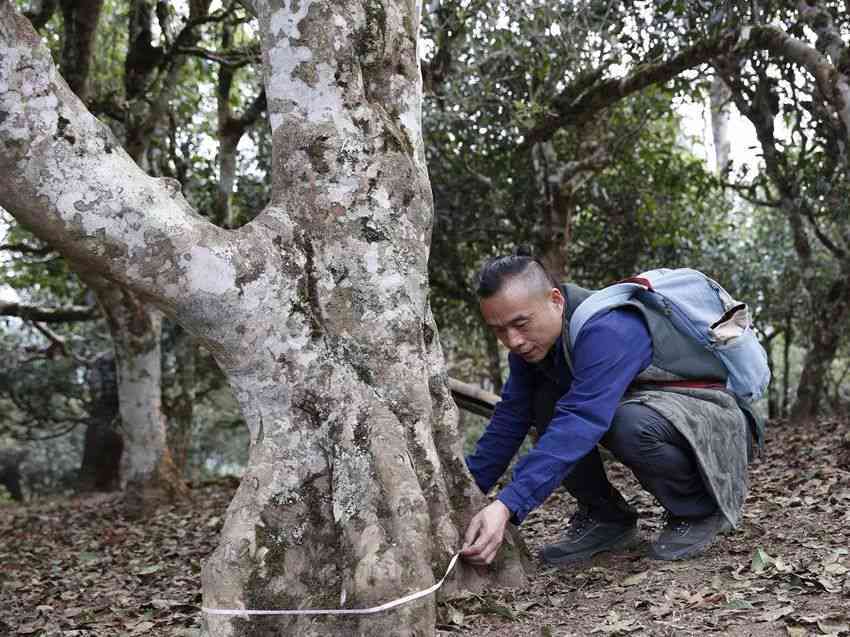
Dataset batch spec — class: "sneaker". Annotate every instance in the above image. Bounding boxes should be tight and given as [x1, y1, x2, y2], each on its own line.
[541, 506, 638, 566]
[649, 510, 728, 561]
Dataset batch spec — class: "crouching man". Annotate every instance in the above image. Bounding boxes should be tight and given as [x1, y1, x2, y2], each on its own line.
[461, 253, 755, 566]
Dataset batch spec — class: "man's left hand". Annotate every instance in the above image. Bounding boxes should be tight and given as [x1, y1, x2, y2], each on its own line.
[461, 500, 511, 565]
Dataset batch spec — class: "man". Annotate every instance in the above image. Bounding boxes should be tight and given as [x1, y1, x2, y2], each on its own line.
[461, 253, 752, 566]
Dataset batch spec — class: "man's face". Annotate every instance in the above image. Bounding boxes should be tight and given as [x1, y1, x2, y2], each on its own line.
[480, 282, 565, 363]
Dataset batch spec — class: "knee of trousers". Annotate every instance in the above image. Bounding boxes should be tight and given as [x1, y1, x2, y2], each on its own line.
[603, 401, 673, 467]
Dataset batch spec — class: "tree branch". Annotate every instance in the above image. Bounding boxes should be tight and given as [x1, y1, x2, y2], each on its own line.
[797, 0, 846, 67]
[17, 418, 86, 441]
[448, 377, 499, 418]
[721, 180, 781, 208]
[746, 24, 850, 140]
[0, 300, 99, 322]
[22, 0, 56, 30]
[0, 3, 241, 326]
[523, 22, 850, 149]
[804, 208, 847, 259]
[521, 29, 741, 147]
[173, 45, 259, 68]
[0, 242, 55, 255]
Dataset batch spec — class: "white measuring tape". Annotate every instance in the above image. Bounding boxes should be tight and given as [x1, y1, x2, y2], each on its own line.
[202, 552, 461, 616]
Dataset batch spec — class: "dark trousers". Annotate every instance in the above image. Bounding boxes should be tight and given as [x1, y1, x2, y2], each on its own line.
[531, 364, 719, 522]
[559, 401, 719, 522]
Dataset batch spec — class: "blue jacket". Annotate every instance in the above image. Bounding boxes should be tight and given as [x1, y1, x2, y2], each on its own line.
[465, 308, 653, 523]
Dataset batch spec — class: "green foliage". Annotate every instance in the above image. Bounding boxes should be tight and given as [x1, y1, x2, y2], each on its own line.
[423, 1, 739, 386]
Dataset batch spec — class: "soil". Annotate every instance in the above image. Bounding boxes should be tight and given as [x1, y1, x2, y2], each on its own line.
[1, 418, 848, 636]
[440, 417, 850, 636]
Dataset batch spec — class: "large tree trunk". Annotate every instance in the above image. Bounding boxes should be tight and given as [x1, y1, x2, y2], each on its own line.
[0, 2, 529, 635]
[198, 3, 528, 633]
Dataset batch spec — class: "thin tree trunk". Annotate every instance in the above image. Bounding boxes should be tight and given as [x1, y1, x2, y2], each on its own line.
[782, 311, 793, 418]
[165, 323, 196, 476]
[215, 133, 240, 227]
[96, 285, 188, 514]
[58, 0, 103, 103]
[483, 325, 503, 395]
[0, 448, 26, 501]
[764, 336, 778, 420]
[710, 72, 732, 174]
[791, 279, 850, 421]
[78, 422, 124, 491]
[792, 328, 841, 421]
[212, 24, 266, 228]
[79, 353, 123, 492]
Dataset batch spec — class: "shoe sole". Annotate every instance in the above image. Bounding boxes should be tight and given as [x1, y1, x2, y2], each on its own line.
[540, 527, 639, 566]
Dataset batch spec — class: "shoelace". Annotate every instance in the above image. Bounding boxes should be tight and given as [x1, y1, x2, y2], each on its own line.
[664, 515, 691, 536]
[566, 507, 593, 538]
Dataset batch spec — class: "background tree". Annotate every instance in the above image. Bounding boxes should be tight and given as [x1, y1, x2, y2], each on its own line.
[3, 0, 271, 508]
[712, 1, 850, 421]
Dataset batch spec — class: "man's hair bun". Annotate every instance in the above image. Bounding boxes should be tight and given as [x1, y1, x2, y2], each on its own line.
[475, 246, 558, 298]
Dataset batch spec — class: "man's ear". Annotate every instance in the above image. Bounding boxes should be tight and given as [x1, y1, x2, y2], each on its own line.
[550, 287, 565, 309]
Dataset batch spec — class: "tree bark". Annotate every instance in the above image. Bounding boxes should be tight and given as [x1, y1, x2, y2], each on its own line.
[94, 284, 189, 513]
[164, 322, 196, 476]
[782, 310, 793, 418]
[58, 0, 103, 103]
[709, 72, 732, 175]
[763, 336, 777, 420]
[0, 2, 529, 635]
[79, 352, 123, 492]
[483, 325, 503, 395]
[213, 24, 266, 228]
[791, 278, 850, 422]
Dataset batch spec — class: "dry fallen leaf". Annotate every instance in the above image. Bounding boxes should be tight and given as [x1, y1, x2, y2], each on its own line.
[621, 571, 649, 587]
[130, 620, 156, 635]
[756, 605, 795, 623]
[752, 547, 773, 574]
[817, 618, 850, 635]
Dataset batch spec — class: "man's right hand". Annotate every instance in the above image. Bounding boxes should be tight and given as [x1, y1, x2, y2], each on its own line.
[461, 500, 511, 565]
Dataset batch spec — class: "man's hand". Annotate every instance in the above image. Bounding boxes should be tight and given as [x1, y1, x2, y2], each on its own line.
[461, 500, 511, 565]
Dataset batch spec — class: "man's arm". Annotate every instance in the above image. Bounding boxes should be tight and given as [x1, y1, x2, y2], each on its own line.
[465, 352, 534, 494]
[463, 309, 652, 565]
[496, 309, 652, 523]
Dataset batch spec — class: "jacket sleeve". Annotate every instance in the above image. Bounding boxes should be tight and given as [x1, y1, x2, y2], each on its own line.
[465, 352, 534, 494]
[496, 309, 652, 524]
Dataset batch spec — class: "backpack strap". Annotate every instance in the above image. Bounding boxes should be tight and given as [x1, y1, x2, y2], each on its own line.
[560, 283, 595, 374]
[568, 279, 652, 349]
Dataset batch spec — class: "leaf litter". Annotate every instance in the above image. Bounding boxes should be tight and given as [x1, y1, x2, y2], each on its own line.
[0, 419, 848, 636]
[0, 480, 234, 636]
[437, 417, 850, 636]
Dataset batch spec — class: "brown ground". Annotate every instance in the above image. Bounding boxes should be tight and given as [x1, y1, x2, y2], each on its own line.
[440, 417, 850, 636]
[1, 418, 848, 636]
